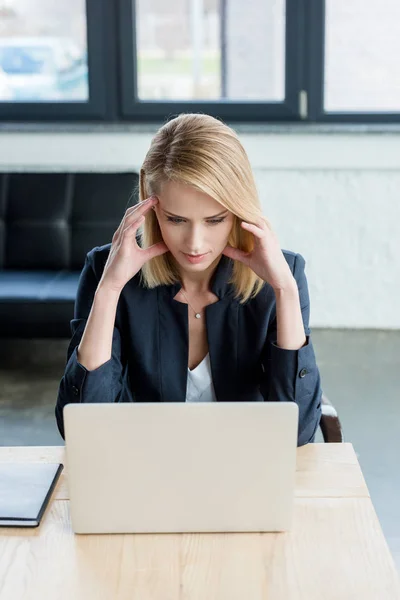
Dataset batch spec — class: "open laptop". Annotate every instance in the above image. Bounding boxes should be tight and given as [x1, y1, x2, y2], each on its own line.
[63, 402, 299, 534]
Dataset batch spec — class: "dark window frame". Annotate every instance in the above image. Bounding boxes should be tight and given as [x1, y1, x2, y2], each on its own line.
[0, 0, 111, 121]
[0, 0, 399, 124]
[119, 0, 304, 122]
[307, 0, 400, 123]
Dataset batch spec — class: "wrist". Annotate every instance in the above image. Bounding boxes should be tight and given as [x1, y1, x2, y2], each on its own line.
[273, 276, 297, 295]
[95, 281, 122, 301]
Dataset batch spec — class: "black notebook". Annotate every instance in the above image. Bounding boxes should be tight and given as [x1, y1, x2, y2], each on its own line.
[0, 463, 64, 528]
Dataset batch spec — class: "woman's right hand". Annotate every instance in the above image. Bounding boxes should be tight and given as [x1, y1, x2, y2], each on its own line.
[98, 196, 168, 293]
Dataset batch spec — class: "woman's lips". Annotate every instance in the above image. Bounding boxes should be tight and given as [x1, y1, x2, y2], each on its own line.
[183, 252, 209, 264]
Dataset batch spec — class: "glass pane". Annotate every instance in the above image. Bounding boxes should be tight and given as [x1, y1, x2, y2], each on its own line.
[0, 0, 88, 102]
[325, 0, 400, 112]
[136, 0, 285, 101]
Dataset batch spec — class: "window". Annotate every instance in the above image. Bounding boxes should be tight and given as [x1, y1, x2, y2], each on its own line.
[0, 0, 108, 119]
[135, 0, 285, 102]
[120, 0, 303, 121]
[1, 0, 399, 123]
[324, 0, 400, 113]
[0, 0, 88, 102]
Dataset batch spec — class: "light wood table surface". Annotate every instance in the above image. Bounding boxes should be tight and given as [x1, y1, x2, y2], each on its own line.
[0, 443, 399, 600]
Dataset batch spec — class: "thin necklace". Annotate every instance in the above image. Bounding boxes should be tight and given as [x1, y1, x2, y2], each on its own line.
[179, 288, 202, 319]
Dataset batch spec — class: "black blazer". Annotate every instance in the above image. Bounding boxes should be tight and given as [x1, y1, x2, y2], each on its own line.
[55, 244, 322, 445]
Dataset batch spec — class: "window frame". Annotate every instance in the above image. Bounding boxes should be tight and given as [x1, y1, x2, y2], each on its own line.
[0, 0, 110, 121]
[307, 0, 400, 123]
[118, 0, 305, 122]
[1, 0, 399, 124]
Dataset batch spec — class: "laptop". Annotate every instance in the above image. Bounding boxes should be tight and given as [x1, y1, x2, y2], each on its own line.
[63, 402, 299, 534]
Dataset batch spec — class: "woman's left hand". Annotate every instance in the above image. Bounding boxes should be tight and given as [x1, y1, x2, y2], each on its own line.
[222, 217, 295, 291]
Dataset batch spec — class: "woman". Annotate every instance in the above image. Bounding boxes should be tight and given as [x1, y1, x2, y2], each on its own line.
[55, 113, 322, 445]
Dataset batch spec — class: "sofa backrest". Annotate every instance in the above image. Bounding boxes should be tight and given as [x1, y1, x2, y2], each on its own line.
[0, 172, 139, 271]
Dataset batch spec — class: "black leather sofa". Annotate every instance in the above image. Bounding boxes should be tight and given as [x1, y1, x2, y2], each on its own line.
[0, 171, 138, 338]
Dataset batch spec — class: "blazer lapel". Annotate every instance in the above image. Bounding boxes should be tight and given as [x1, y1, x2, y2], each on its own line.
[158, 288, 188, 403]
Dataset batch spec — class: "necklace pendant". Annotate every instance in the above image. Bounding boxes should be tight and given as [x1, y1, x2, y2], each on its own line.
[195, 313, 201, 319]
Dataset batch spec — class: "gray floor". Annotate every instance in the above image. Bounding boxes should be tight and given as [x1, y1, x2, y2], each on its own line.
[0, 330, 399, 571]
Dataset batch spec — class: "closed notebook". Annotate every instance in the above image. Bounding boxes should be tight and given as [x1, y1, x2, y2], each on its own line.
[0, 463, 64, 527]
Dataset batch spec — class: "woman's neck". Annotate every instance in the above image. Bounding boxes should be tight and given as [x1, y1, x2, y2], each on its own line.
[178, 255, 221, 295]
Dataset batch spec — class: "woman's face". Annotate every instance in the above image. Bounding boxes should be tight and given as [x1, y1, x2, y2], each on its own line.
[153, 180, 234, 272]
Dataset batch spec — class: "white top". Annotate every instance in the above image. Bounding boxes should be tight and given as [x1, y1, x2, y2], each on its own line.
[185, 352, 217, 403]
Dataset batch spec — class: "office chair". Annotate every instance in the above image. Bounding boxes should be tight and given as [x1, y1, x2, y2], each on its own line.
[320, 393, 344, 442]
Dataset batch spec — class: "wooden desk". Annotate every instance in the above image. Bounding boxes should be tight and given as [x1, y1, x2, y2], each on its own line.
[0, 443, 399, 600]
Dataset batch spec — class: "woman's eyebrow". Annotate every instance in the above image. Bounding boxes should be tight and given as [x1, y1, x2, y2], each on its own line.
[162, 209, 229, 219]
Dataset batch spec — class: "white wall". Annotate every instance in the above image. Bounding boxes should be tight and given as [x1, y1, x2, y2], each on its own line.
[1, 129, 399, 330]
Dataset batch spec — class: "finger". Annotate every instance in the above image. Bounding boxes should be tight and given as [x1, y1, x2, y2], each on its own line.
[115, 198, 157, 241]
[241, 221, 265, 240]
[222, 245, 251, 265]
[124, 197, 158, 226]
[260, 216, 272, 230]
[121, 214, 146, 239]
[117, 195, 155, 224]
[143, 241, 169, 260]
[125, 196, 157, 217]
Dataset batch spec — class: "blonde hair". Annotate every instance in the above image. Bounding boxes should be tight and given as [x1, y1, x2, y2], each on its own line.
[138, 113, 268, 304]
